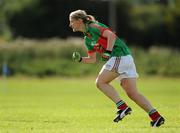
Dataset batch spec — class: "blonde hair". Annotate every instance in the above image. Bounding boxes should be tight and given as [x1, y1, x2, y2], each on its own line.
[70, 10, 96, 23]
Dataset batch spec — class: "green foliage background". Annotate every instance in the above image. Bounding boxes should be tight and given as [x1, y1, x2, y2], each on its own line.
[0, 0, 180, 47]
[0, 39, 179, 77]
[0, 0, 180, 77]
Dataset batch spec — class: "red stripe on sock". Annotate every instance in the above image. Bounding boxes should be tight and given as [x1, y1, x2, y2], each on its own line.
[150, 111, 161, 121]
[118, 103, 128, 110]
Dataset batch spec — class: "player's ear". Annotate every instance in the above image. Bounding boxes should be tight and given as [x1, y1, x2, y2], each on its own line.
[76, 18, 83, 23]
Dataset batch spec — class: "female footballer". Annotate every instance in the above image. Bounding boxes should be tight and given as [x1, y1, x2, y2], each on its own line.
[69, 9, 165, 127]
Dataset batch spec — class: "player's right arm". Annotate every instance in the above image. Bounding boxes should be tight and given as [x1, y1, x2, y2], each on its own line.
[72, 52, 96, 63]
[81, 52, 96, 64]
[72, 51, 96, 64]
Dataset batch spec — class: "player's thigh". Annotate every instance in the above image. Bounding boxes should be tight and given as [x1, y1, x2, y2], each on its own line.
[97, 69, 119, 83]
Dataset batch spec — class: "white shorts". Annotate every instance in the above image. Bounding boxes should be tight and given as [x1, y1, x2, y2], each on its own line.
[101, 55, 139, 81]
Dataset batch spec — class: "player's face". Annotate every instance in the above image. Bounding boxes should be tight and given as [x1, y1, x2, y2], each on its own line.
[69, 18, 83, 32]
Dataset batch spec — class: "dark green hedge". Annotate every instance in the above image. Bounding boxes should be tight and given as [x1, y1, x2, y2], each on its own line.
[0, 39, 180, 77]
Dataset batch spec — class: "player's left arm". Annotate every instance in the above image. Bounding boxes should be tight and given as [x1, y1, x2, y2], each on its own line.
[102, 29, 116, 51]
[101, 29, 116, 60]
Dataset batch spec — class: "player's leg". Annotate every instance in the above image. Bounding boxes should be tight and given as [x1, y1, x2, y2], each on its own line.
[121, 78, 153, 112]
[96, 69, 132, 122]
[95, 69, 120, 103]
[121, 78, 165, 127]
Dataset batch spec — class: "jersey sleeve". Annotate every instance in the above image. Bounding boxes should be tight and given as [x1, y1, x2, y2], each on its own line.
[84, 36, 95, 54]
[89, 23, 109, 37]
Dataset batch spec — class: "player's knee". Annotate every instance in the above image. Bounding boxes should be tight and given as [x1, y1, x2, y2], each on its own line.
[95, 78, 100, 89]
[95, 77, 103, 89]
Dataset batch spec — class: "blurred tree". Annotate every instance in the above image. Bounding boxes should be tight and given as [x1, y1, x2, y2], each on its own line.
[117, 0, 180, 48]
[128, 4, 165, 47]
[2, 0, 108, 38]
[0, 0, 36, 39]
[164, 0, 180, 47]
[0, 0, 179, 48]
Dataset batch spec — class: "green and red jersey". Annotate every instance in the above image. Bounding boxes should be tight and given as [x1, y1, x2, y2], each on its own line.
[84, 21, 131, 57]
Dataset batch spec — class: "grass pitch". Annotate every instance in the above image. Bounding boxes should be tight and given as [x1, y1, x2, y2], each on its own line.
[0, 76, 180, 133]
